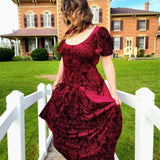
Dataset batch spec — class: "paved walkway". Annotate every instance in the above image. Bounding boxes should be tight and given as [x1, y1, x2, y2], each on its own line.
[45, 139, 66, 160]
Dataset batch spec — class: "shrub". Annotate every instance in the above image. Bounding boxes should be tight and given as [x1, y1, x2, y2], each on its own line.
[124, 55, 129, 60]
[31, 48, 48, 61]
[53, 43, 61, 60]
[145, 54, 151, 57]
[0, 48, 14, 61]
[12, 55, 32, 61]
[137, 49, 144, 57]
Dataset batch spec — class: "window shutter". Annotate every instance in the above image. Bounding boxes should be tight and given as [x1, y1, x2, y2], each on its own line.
[41, 38, 45, 48]
[34, 15, 38, 27]
[120, 37, 123, 50]
[120, 20, 123, 31]
[145, 36, 149, 49]
[40, 14, 44, 27]
[24, 15, 27, 28]
[112, 37, 114, 49]
[136, 37, 139, 48]
[25, 38, 28, 52]
[146, 20, 149, 30]
[99, 8, 103, 23]
[111, 21, 114, 31]
[51, 14, 54, 27]
[137, 20, 139, 30]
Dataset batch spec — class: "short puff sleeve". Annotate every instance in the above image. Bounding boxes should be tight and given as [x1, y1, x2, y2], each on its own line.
[96, 27, 113, 56]
[56, 40, 65, 54]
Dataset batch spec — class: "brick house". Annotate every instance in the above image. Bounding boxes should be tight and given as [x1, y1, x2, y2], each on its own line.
[0, 0, 160, 57]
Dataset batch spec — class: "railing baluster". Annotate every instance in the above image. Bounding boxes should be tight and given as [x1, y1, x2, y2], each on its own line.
[6, 90, 25, 160]
[37, 83, 47, 159]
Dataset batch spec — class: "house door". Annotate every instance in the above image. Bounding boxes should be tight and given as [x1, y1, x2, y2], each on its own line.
[126, 38, 133, 56]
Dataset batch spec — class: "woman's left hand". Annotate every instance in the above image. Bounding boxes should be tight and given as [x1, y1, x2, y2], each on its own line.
[111, 93, 122, 105]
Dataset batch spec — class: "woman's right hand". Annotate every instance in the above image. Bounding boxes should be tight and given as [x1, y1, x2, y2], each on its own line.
[52, 81, 60, 90]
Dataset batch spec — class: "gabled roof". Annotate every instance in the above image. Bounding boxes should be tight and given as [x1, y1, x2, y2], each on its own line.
[0, 28, 57, 38]
[111, 7, 160, 16]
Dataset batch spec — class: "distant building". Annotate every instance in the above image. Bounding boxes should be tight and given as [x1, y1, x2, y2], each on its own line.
[0, 0, 160, 57]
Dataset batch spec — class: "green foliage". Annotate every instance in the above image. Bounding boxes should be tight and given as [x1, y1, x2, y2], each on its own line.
[0, 48, 14, 61]
[12, 55, 32, 61]
[31, 48, 49, 61]
[145, 54, 151, 57]
[137, 49, 144, 57]
[124, 55, 129, 60]
[53, 43, 61, 60]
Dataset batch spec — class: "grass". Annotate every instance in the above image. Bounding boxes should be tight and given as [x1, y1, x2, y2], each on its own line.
[0, 59, 160, 160]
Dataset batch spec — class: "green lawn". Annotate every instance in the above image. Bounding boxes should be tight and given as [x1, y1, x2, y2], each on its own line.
[0, 59, 160, 160]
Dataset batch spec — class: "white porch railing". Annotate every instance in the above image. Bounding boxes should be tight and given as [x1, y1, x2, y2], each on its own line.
[0, 82, 160, 160]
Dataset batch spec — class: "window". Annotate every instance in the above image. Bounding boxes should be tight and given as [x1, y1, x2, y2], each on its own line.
[138, 37, 145, 49]
[91, 6, 99, 24]
[44, 12, 51, 27]
[139, 20, 146, 30]
[111, 20, 123, 31]
[45, 38, 53, 53]
[28, 39, 36, 52]
[114, 21, 120, 31]
[27, 12, 34, 28]
[113, 37, 120, 50]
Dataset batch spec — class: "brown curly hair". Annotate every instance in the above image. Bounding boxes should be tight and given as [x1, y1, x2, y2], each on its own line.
[61, 0, 93, 39]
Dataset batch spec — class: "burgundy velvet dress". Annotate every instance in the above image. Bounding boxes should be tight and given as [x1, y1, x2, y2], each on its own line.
[39, 26, 122, 160]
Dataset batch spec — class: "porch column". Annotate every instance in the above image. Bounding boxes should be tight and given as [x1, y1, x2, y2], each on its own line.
[9, 39, 12, 49]
[53, 36, 56, 46]
[14, 40, 17, 56]
[35, 37, 38, 49]
[1, 37, 4, 48]
[16, 38, 19, 56]
[154, 36, 157, 54]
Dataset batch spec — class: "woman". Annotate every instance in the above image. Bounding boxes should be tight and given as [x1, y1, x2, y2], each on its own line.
[39, 0, 122, 159]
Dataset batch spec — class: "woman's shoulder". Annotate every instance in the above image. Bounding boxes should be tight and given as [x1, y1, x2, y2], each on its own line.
[96, 26, 110, 35]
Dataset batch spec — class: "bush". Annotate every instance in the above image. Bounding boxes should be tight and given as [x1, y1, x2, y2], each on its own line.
[137, 49, 144, 57]
[0, 48, 14, 61]
[31, 48, 48, 61]
[124, 55, 129, 60]
[145, 54, 151, 57]
[12, 55, 32, 61]
[53, 43, 61, 60]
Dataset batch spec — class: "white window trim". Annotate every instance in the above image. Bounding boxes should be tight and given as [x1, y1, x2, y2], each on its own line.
[43, 12, 52, 28]
[138, 36, 146, 50]
[113, 37, 120, 51]
[27, 12, 35, 28]
[91, 6, 99, 24]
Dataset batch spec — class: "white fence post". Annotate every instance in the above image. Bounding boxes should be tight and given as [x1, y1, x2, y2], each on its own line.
[135, 87, 155, 160]
[46, 84, 53, 139]
[6, 90, 25, 160]
[37, 83, 47, 159]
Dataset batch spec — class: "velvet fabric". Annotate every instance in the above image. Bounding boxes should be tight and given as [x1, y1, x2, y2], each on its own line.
[39, 26, 122, 160]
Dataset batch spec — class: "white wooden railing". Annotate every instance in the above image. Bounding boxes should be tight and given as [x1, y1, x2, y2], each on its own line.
[0, 82, 160, 160]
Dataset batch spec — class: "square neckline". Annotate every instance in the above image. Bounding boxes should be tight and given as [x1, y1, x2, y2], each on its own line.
[64, 25, 98, 46]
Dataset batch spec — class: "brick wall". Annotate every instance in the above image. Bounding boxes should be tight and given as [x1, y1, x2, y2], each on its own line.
[110, 16, 159, 56]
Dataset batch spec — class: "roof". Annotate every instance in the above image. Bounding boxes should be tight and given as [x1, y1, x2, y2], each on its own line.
[0, 28, 57, 38]
[111, 7, 160, 16]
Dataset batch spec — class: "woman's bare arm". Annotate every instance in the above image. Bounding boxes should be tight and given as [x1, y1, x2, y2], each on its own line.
[53, 57, 64, 89]
[100, 55, 121, 105]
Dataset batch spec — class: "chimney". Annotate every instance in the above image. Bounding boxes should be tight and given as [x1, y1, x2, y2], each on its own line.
[145, 1, 149, 11]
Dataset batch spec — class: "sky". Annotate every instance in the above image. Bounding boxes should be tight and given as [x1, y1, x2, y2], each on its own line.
[0, 0, 160, 35]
